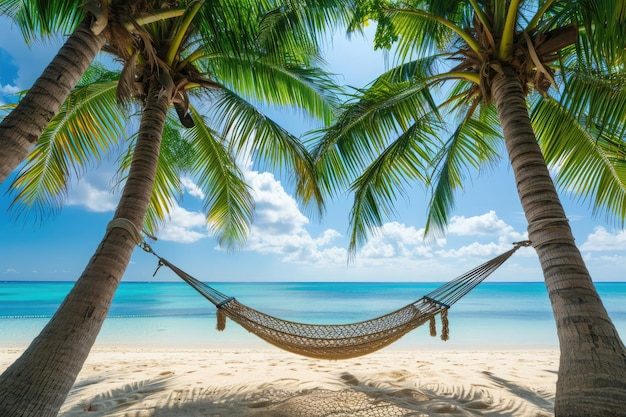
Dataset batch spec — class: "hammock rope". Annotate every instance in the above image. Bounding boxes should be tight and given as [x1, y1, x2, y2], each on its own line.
[139, 240, 530, 360]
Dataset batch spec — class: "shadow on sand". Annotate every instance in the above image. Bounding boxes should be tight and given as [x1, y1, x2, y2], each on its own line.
[60, 369, 554, 417]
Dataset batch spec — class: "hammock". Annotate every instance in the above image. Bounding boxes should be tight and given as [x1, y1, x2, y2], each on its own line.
[140, 241, 530, 360]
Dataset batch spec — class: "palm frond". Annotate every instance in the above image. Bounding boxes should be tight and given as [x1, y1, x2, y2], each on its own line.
[574, 0, 626, 67]
[347, 120, 437, 256]
[184, 107, 254, 249]
[558, 66, 626, 141]
[207, 53, 341, 125]
[208, 87, 325, 213]
[313, 75, 440, 197]
[387, 6, 470, 61]
[0, 0, 85, 44]
[425, 110, 502, 237]
[256, 0, 353, 65]
[8, 75, 126, 216]
[532, 96, 626, 224]
[196, 0, 261, 58]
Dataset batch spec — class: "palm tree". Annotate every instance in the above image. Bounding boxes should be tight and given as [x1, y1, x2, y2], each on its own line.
[314, 1, 626, 415]
[0, 0, 191, 184]
[0, 1, 344, 416]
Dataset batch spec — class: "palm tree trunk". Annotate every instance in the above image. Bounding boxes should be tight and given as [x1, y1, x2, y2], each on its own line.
[0, 77, 172, 417]
[492, 65, 626, 416]
[0, 18, 107, 184]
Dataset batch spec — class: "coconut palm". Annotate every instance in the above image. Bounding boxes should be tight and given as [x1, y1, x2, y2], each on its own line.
[0, 0, 193, 184]
[0, 1, 344, 415]
[313, 1, 626, 415]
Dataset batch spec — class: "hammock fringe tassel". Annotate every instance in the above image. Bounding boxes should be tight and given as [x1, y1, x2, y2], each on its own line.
[216, 308, 227, 331]
[441, 309, 449, 341]
[429, 316, 436, 337]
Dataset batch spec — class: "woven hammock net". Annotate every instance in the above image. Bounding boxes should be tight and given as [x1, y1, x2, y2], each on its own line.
[143, 241, 529, 360]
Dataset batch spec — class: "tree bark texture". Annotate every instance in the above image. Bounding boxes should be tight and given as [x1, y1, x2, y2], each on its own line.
[492, 65, 626, 416]
[0, 77, 172, 417]
[0, 18, 107, 184]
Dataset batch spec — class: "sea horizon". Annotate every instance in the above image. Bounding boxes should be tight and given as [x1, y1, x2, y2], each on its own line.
[2, 281, 625, 351]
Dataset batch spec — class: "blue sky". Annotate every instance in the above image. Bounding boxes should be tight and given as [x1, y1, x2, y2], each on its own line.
[0, 16, 625, 283]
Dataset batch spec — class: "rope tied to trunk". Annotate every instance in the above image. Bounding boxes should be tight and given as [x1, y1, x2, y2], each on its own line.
[106, 218, 144, 244]
[526, 218, 571, 248]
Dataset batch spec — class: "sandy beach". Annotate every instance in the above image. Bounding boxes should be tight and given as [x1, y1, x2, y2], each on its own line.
[1, 347, 558, 416]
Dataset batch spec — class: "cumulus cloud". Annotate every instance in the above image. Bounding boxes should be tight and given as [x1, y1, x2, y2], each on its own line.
[448, 210, 514, 237]
[445, 211, 527, 253]
[240, 169, 344, 265]
[235, 167, 529, 269]
[181, 177, 205, 199]
[436, 241, 504, 258]
[350, 213, 530, 272]
[67, 180, 120, 212]
[158, 205, 210, 243]
[359, 222, 440, 260]
[581, 227, 626, 252]
[0, 83, 19, 96]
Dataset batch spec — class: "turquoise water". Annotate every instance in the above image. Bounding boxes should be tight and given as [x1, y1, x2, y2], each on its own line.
[1, 281, 625, 350]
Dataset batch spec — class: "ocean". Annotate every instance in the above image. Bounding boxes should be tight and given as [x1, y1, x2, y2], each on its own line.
[1, 281, 625, 351]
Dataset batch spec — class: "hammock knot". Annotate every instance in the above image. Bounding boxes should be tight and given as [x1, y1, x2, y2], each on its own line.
[216, 297, 235, 309]
[513, 240, 532, 249]
[423, 296, 450, 309]
[152, 260, 164, 277]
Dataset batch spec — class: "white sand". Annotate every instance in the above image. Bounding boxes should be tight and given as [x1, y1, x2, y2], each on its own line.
[1, 347, 558, 416]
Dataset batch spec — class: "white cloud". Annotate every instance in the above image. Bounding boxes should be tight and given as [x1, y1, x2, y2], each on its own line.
[0, 82, 19, 106]
[449, 210, 511, 236]
[181, 177, 205, 199]
[236, 169, 344, 265]
[248, 171, 309, 233]
[436, 241, 503, 258]
[0, 83, 19, 96]
[447, 210, 526, 243]
[67, 180, 119, 212]
[158, 205, 210, 244]
[238, 171, 530, 270]
[5, 268, 17, 274]
[352, 213, 531, 273]
[360, 222, 440, 259]
[581, 227, 626, 252]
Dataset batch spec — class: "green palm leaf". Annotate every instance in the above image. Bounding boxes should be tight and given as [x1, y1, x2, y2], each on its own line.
[208, 86, 325, 213]
[347, 120, 437, 256]
[313, 73, 439, 197]
[532, 96, 626, 224]
[186, 107, 254, 249]
[426, 109, 502, 237]
[558, 65, 626, 142]
[0, 0, 85, 43]
[8, 66, 126, 216]
[572, 0, 626, 66]
[387, 5, 472, 61]
[207, 53, 340, 125]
